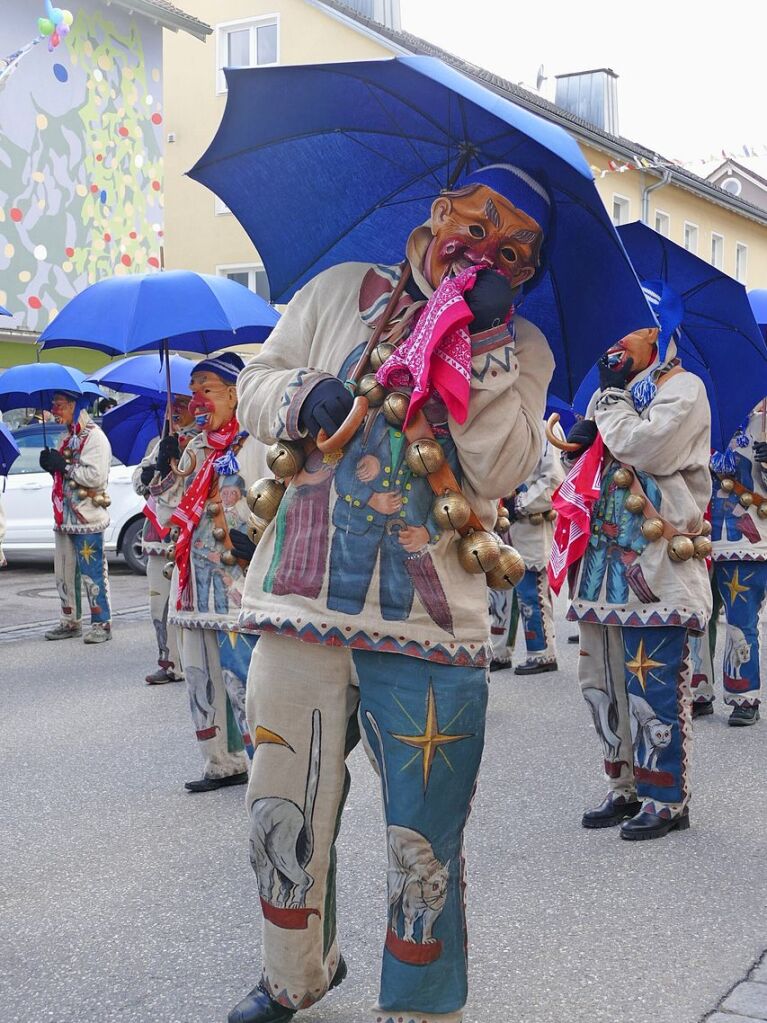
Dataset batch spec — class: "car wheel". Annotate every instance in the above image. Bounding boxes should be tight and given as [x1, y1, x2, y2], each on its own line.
[121, 518, 148, 575]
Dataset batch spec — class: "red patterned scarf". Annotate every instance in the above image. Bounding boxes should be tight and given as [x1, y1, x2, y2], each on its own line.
[52, 423, 82, 527]
[548, 434, 605, 595]
[170, 417, 240, 610]
[375, 265, 480, 427]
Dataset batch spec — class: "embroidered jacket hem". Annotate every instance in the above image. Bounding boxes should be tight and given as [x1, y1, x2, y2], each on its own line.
[567, 600, 707, 633]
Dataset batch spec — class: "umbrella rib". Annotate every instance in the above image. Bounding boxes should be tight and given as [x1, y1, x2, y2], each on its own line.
[360, 79, 444, 190]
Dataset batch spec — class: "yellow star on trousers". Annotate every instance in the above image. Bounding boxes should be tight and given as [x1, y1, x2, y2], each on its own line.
[391, 683, 472, 791]
[724, 568, 750, 605]
[79, 540, 96, 564]
[626, 639, 665, 691]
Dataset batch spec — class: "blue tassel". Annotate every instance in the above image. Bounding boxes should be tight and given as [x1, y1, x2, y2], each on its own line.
[710, 450, 736, 476]
[630, 376, 657, 413]
[213, 450, 240, 476]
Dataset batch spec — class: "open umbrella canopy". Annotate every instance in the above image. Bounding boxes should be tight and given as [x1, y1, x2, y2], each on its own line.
[102, 395, 166, 466]
[0, 305, 10, 316]
[86, 353, 195, 399]
[0, 362, 103, 413]
[0, 422, 21, 475]
[748, 290, 767, 340]
[189, 56, 654, 402]
[37, 271, 279, 357]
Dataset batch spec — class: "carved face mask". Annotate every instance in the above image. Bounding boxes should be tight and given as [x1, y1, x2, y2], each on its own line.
[425, 184, 544, 289]
[189, 371, 237, 430]
[51, 393, 76, 426]
[605, 327, 660, 375]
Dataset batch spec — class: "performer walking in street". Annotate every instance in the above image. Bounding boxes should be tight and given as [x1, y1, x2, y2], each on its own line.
[39, 391, 113, 644]
[553, 282, 712, 840]
[230, 165, 554, 1023]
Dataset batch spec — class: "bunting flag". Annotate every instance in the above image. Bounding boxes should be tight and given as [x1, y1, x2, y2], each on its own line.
[590, 143, 767, 180]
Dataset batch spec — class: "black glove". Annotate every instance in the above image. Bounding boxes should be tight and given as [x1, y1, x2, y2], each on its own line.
[598, 354, 635, 391]
[39, 448, 67, 475]
[299, 378, 354, 438]
[156, 434, 181, 477]
[753, 442, 767, 465]
[228, 528, 256, 563]
[502, 496, 518, 522]
[566, 419, 598, 453]
[464, 269, 516, 334]
[140, 464, 157, 486]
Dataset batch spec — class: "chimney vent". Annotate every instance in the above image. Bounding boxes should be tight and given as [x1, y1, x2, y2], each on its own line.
[554, 68, 619, 135]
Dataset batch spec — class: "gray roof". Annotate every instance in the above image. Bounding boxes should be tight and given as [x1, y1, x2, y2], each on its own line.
[313, 0, 767, 227]
[111, 0, 211, 40]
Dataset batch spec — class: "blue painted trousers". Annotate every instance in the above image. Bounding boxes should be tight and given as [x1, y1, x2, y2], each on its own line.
[489, 568, 556, 665]
[713, 561, 767, 707]
[245, 633, 487, 1023]
[54, 530, 111, 627]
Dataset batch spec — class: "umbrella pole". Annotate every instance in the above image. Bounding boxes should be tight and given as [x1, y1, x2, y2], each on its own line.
[163, 341, 173, 437]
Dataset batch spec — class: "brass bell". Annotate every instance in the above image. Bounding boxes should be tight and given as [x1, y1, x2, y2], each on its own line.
[720, 477, 735, 493]
[382, 391, 410, 426]
[457, 530, 501, 574]
[101, 494, 111, 508]
[700, 519, 712, 535]
[221, 549, 238, 567]
[739, 492, 754, 508]
[758, 504, 767, 519]
[246, 513, 268, 546]
[693, 535, 713, 560]
[358, 373, 386, 407]
[212, 526, 226, 542]
[369, 341, 397, 371]
[162, 561, 175, 580]
[624, 493, 645, 514]
[613, 467, 634, 488]
[246, 477, 285, 521]
[168, 526, 180, 543]
[76, 487, 88, 500]
[485, 544, 525, 589]
[432, 490, 471, 531]
[528, 512, 544, 525]
[405, 439, 446, 477]
[266, 440, 305, 479]
[668, 535, 695, 562]
[495, 515, 511, 533]
[641, 517, 664, 542]
[544, 509, 557, 522]
[206, 501, 222, 518]
[62, 449, 73, 461]
[166, 543, 176, 560]
[91, 493, 107, 507]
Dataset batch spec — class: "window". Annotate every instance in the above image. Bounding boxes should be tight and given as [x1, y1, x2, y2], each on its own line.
[219, 264, 270, 301]
[710, 233, 724, 269]
[611, 195, 630, 226]
[654, 210, 670, 237]
[216, 17, 279, 93]
[721, 176, 742, 197]
[736, 243, 748, 284]
[683, 221, 698, 254]
[8, 424, 66, 474]
[214, 196, 231, 216]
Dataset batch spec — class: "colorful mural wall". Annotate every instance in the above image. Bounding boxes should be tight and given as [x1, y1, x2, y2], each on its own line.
[0, 1, 165, 336]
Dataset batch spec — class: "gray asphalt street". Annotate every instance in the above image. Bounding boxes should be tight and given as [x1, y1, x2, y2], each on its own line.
[2, 586, 766, 1023]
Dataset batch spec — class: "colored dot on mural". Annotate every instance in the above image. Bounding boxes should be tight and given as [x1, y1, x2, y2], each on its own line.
[65, 247, 75, 258]
[98, 55, 113, 72]
[19, 271, 31, 283]
[145, 94, 153, 105]
[135, 155, 144, 169]
[32, 171, 45, 183]
[37, 199, 45, 211]
[62, 261, 73, 273]
[93, 68, 103, 82]
[129, 231, 137, 240]
[75, 184, 87, 198]
[100, 190, 107, 204]
[148, 256, 160, 268]
[151, 113, 163, 126]
[36, 114, 48, 131]
[28, 296, 42, 310]
[151, 180, 160, 191]
[123, 66, 134, 81]
[103, 233, 111, 242]
[0, 209, 4, 223]
[53, 63, 68, 83]
[121, 254, 132, 267]
[90, 185, 99, 194]
[4, 243, 14, 258]
[119, 126, 130, 138]
[33, 245, 47, 261]
[10, 207, 23, 222]
[151, 68, 160, 83]
[83, 40, 93, 57]
[96, 154, 103, 162]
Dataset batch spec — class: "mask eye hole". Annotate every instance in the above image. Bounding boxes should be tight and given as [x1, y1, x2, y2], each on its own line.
[501, 247, 517, 262]
[468, 224, 485, 239]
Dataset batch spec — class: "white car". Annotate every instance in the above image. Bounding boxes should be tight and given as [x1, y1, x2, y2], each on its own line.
[2, 422, 147, 574]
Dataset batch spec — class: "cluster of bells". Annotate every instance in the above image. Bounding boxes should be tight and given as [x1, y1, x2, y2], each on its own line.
[64, 451, 112, 508]
[719, 476, 767, 516]
[611, 466, 712, 561]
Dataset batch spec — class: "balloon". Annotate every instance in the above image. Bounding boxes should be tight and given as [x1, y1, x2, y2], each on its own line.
[38, 17, 55, 35]
[62, 9, 74, 25]
[49, 31, 60, 49]
[44, 0, 55, 18]
[51, 8, 64, 25]
[58, 22, 70, 38]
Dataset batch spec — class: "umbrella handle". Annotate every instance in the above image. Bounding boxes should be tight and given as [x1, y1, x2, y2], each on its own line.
[316, 396, 369, 453]
[546, 413, 580, 452]
[171, 450, 197, 478]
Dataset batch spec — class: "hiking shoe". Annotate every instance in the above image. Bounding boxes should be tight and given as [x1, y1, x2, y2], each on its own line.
[45, 624, 82, 641]
[83, 625, 112, 645]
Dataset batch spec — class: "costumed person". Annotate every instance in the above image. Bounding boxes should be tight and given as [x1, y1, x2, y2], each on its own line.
[132, 393, 195, 685]
[230, 165, 554, 1023]
[39, 391, 113, 644]
[551, 281, 712, 840]
[155, 353, 267, 792]
[700, 401, 767, 725]
[489, 425, 563, 672]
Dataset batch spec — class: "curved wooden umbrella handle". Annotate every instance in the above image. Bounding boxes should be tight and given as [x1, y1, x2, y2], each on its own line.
[171, 450, 197, 478]
[546, 412, 581, 452]
[316, 396, 370, 453]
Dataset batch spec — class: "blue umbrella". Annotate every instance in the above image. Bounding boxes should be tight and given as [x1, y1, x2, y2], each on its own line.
[102, 395, 166, 466]
[616, 221, 767, 451]
[748, 290, 767, 342]
[86, 353, 194, 399]
[0, 422, 20, 475]
[545, 393, 577, 434]
[188, 56, 654, 403]
[0, 305, 10, 317]
[0, 363, 103, 414]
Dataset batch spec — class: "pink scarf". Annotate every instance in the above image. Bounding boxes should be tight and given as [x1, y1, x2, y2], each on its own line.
[548, 434, 605, 595]
[375, 265, 480, 427]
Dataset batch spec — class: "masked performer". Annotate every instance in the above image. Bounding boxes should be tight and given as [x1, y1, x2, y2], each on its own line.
[556, 282, 712, 841]
[230, 165, 554, 1023]
[39, 391, 113, 644]
[155, 354, 267, 792]
[132, 394, 196, 684]
[701, 402, 767, 726]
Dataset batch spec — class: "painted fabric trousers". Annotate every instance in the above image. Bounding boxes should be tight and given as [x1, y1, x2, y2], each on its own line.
[692, 562, 767, 708]
[178, 626, 256, 779]
[488, 568, 556, 665]
[245, 632, 488, 1023]
[54, 530, 111, 627]
[578, 623, 693, 814]
[146, 553, 182, 676]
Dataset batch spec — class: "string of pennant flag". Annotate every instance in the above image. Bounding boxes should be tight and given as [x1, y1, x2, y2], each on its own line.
[591, 144, 767, 179]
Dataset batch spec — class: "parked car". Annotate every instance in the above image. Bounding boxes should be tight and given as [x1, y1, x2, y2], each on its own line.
[2, 423, 148, 574]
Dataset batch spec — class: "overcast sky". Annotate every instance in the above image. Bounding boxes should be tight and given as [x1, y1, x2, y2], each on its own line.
[400, 2, 764, 167]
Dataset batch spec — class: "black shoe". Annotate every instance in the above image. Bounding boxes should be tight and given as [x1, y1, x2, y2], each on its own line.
[582, 794, 641, 829]
[620, 807, 690, 841]
[228, 957, 347, 1023]
[514, 659, 557, 675]
[489, 659, 511, 673]
[184, 772, 248, 793]
[692, 700, 714, 719]
[728, 704, 760, 727]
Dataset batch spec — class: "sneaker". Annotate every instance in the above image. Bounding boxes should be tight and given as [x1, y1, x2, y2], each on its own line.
[44, 624, 82, 641]
[728, 704, 760, 727]
[83, 625, 112, 645]
[514, 659, 558, 675]
[145, 667, 183, 685]
[692, 700, 714, 719]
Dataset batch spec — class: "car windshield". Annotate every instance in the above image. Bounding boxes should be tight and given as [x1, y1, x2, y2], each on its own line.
[9, 425, 67, 475]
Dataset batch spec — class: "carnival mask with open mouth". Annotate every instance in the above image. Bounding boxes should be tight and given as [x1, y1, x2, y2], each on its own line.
[189, 372, 237, 430]
[50, 394, 75, 425]
[605, 327, 660, 374]
[426, 184, 543, 289]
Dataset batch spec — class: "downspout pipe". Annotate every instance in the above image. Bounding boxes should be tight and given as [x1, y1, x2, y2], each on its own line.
[641, 168, 672, 224]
